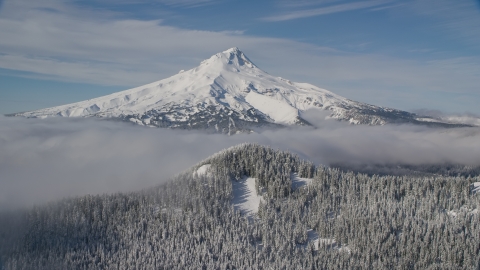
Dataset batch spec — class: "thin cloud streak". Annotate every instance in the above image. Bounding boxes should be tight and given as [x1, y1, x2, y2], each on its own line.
[277, 0, 340, 9]
[88, 0, 219, 8]
[156, 0, 218, 8]
[369, 3, 404, 11]
[407, 0, 480, 47]
[263, 0, 392, 22]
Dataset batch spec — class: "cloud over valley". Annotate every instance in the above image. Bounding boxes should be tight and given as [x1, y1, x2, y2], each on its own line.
[1, 115, 480, 210]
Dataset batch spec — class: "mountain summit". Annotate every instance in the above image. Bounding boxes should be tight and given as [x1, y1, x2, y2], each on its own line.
[13, 48, 461, 133]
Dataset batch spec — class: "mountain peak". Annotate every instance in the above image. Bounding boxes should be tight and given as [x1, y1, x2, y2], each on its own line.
[15, 47, 464, 131]
[223, 47, 241, 54]
[202, 47, 257, 69]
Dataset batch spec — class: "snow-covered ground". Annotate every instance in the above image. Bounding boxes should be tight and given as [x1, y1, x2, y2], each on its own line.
[305, 229, 350, 252]
[472, 182, 480, 194]
[291, 173, 313, 190]
[194, 164, 211, 177]
[446, 205, 478, 217]
[307, 229, 319, 250]
[231, 176, 263, 217]
[447, 210, 458, 217]
[245, 91, 299, 125]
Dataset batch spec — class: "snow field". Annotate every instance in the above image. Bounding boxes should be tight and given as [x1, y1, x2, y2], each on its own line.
[472, 182, 480, 194]
[291, 173, 313, 190]
[231, 176, 263, 217]
[245, 91, 299, 125]
[194, 164, 211, 177]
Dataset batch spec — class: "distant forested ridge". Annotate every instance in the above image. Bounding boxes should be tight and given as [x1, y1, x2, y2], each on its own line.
[1, 144, 479, 269]
[333, 162, 480, 178]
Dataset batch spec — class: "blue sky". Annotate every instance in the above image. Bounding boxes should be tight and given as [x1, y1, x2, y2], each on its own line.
[0, 0, 479, 115]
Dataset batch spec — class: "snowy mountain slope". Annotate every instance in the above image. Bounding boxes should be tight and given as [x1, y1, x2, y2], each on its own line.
[12, 47, 467, 132]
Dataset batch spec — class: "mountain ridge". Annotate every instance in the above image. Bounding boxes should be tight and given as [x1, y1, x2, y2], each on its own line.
[11, 47, 468, 132]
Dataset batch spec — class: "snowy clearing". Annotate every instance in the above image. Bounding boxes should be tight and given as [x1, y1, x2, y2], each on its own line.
[306, 229, 336, 251]
[231, 176, 263, 217]
[194, 164, 211, 177]
[317, 237, 350, 253]
[291, 173, 313, 190]
[472, 182, 480, 194]
[305, 229, 350, 252]
[307, 229, 319, 250]
[447, 210, 457, 217]
[447, 206, 479, 217]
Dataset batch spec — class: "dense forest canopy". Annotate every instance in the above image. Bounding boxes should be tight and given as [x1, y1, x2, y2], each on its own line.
[1, 144, 479, 269]
[333, 162, 480, 178]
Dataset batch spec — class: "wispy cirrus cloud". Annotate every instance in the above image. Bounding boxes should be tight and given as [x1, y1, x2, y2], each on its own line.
[155, 0, 218, 8]
[369, 3, 404, 11]
[276, 0, 340, 8]
[407, 0, 480, 47]
[1, 0, 480, 114]
[74, 0, 219, 9]
[120, 0, 220, 8]
[263, 0, 393, 22]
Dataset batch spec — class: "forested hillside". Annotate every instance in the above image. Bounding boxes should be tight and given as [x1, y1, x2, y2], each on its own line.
[1, 144, 479, 269]
[333, 162, 480, 178]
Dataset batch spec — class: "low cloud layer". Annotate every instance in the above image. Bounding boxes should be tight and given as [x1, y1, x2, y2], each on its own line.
[413, 109, 480, 127]
[0, 117, 239, 211]
[1, 115, 480, 210]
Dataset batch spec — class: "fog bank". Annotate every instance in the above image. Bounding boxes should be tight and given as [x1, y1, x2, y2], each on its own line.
[1, 115, 480, 210]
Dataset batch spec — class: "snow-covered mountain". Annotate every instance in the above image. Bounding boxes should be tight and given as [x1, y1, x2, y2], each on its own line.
[13, 47, 465, 133]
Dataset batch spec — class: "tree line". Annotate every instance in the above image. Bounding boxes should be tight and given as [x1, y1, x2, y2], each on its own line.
[0, 144, 478, 269]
